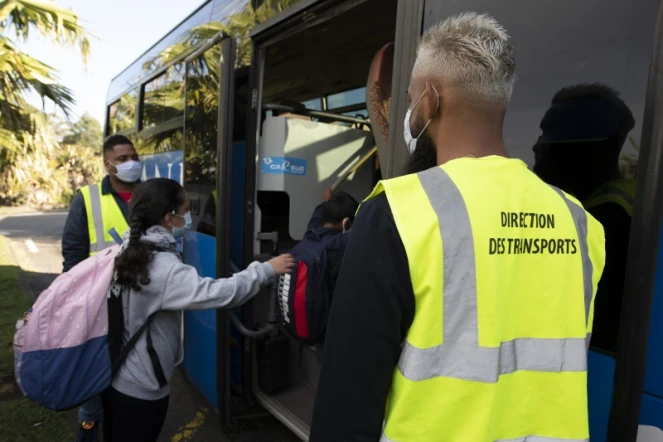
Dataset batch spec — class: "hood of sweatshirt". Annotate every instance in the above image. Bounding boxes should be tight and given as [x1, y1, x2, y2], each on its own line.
[122, 225, 179, 254]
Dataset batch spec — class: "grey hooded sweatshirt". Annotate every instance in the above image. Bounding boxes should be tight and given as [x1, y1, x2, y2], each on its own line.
[112, 225, 275, 400]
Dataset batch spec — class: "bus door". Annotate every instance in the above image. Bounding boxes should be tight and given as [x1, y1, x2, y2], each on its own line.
[181, 34, 238, 427]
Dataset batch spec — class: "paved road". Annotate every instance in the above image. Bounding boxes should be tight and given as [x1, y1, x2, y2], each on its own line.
[0, 211, 300, 442]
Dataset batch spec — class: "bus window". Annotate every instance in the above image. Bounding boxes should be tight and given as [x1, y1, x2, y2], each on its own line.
[107, 89, 137, 135]
[142, 63, 185, 130]
[185, 45, 221, 237]
[326, 87, 366, 111]
[301, 98, 322, 111]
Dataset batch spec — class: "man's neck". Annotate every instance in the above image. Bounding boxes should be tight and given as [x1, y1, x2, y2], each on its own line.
[109, 175, 136, 194]
[434, 109, 509, 165]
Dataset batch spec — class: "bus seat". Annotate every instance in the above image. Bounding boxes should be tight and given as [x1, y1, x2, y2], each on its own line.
[366, 42, 394, 170]
[257, 116, 374, 241]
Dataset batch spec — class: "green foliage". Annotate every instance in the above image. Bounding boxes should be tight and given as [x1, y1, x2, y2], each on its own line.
[61, 113, 102, 148]
[0, 0, 95, 208]
[0, 0, 90, 137]
[0, 114, 103, 208]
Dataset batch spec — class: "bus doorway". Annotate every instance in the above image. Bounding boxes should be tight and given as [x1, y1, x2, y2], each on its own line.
[233, 0, 399, 438]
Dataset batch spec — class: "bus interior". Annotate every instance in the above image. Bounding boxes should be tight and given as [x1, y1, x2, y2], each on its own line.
[244, 0, 399, 436]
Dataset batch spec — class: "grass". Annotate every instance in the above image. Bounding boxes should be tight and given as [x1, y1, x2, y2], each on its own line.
[0, 235, 76, 441]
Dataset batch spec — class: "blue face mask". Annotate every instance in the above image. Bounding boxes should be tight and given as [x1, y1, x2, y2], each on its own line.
[171, 211, 192, 238]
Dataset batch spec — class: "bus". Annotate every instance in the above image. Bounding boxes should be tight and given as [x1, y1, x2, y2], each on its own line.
[105, 0, 663, 440]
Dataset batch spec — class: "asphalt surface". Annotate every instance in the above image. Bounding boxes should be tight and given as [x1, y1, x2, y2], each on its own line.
[0, 211, 300, 442]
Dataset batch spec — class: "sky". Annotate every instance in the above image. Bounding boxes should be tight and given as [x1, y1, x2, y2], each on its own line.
[16, 0, 201, 125]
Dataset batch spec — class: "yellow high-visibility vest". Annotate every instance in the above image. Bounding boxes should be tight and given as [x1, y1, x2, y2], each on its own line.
[369, 157, 605, 442]
[584, 178, 635, 217]
[80, 183, 129, 256]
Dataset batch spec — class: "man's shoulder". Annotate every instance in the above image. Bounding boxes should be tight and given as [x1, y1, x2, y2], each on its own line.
[359, 192, 393, 219]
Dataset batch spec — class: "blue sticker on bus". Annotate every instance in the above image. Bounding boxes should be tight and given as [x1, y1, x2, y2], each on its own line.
[140, 150, 184, 184]
[261, 156, 307, 176]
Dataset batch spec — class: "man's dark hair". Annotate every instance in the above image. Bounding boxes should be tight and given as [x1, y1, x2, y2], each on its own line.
[323, 192, 359, 224]
[551, 83, 635, 144]
[103, 134, 134, 153]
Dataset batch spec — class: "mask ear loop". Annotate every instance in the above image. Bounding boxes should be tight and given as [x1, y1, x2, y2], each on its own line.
[415, 84, 441, 139]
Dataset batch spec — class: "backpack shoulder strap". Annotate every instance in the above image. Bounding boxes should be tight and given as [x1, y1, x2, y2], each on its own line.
[109, 290, 168, 388]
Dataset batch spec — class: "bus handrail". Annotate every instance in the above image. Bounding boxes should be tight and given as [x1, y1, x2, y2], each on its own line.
[263, 103, 370, 127]
[229, 261, 279, 339]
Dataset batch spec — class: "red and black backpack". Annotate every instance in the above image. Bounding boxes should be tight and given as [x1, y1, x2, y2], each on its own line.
[277, 230, 338, 345]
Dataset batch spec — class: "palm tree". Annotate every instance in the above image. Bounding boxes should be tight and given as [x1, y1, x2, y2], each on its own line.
[0, 0, 90, 156]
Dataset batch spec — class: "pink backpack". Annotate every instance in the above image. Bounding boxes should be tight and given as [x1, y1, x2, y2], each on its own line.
[13, 244, 165, 411]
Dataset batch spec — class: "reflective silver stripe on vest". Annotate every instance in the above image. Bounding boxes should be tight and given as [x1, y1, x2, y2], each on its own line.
[381, 433, 588, 442]
[399, 337, 587, 383]
[598, 184, 634, 206]
[379, 433, 395, 442]
[394, 167, 592, 383]
[496, 437, 589, 442]
[88, 184, 117, 253]
[550, 187, 594, 326]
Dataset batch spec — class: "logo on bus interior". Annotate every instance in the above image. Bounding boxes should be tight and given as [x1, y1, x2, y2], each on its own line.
[261, 156, 307, 176]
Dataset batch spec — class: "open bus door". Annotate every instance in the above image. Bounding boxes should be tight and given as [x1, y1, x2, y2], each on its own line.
[214, 35, 238, 430]
[181, 34, 238, 429]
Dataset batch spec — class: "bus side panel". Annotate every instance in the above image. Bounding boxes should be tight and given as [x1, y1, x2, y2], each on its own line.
[639, 227, 663, 433]
[645, 229, 663, 398]
[588, 351, 616, 442]
[640, 393, 663, 431]
[229, 141, 247, 392]
[183, 232, 219, 411]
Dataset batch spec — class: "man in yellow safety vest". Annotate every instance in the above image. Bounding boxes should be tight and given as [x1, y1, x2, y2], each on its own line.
[533, 83, 636, 353]
[62, 134, 141, 441]
[310, 12, 606, 442]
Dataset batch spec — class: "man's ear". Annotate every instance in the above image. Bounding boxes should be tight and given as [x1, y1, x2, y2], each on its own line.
[103, 157, 115, 175]
[342, 218, 352, 232]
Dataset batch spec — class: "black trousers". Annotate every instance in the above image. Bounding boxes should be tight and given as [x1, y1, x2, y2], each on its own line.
[101, 387, 169, 442]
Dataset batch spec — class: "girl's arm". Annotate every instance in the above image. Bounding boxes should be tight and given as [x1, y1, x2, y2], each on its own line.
[160, 258, 276, 311]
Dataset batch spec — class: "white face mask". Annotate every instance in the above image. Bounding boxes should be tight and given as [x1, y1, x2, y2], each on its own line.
[111, 160, 142, 183]
[403, 85, 439, 155]
[171, 211, 192, 238]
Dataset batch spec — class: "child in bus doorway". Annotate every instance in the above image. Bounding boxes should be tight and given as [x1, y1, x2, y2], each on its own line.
[103, 178, 294, 442]
[306, 189, 359, 367]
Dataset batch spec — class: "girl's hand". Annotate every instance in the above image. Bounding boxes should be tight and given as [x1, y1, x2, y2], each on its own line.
[268, 254, 296, 275]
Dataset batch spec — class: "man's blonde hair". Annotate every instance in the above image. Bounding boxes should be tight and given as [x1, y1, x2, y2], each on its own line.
[413, 12, 516, 103]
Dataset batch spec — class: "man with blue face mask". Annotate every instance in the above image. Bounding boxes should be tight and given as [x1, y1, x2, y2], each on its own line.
[62, 134, 141, 442]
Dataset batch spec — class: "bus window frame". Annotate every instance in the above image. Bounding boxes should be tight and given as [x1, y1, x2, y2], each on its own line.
[106, 88, 139, 137]
[140, 63, 187, 131]
[213, 36, 238, 430]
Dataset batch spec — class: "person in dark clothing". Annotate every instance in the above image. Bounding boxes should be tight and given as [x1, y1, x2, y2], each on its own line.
[305, 188, 358, 366]
[533, 83, 636, 353]
[62, 134, 141, 442]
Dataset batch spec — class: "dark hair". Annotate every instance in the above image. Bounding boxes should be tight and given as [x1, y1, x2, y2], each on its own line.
[115, 178, 186, 291]
[323, 192, 359, 224]
[103, 134, 134, 153]
[551, 83, 635, 145]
